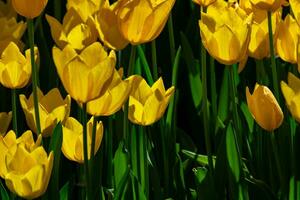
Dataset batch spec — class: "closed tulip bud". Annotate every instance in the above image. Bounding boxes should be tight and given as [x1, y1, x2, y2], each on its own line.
[246, 84, 283, 131]
[67, 0, 102, 22]
[290, 0, 300, 25]
[52, 42, 116, 103]
[62, 117, 103, 163]
[0, 17, 26, 54]
[276, 15, 300, 64]
[199, 1, 253, 65]
[87, 68, 131, 116]
[248, 9, 280, 59]
[4, 135, 52, 199]
[192, 0, 216, 7]
[12, 0, 48, 19]
[94, 0, 129, 50]
[281, 72, 300, 123]
[117, 0, 175, 44]
[0, 130, 42, 179]
[128, 75, 175, 126]
[46, 8, 98, 51]
[19, 88, 71, 137]
[0, 42, 38, 89]
[0, 112, 12, 135]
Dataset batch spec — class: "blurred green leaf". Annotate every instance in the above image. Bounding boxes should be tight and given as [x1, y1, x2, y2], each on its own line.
[240, 102, 254, 133]
[0, 180, 9, 200]
[182, 149, 216, 167]
[59, 182, 69, 200]
[193, 167, 217, 200]
[114, 141, 129, 188]
[226, 123, 240, 182]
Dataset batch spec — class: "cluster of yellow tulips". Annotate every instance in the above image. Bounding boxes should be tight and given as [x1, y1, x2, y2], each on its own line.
[0, 0, 176, 198]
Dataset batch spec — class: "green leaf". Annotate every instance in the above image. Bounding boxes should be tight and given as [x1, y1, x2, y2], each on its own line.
[193, 167, 217, 200]
[48, 123, 63, 200]
[0, 180, 9, 200]
[114, 141, 129, 188]
[226, 123, 240, 182]
[180, 32, 202, 109]
[240, 102, 254, 133]
[181, 149, 216, 167]
[59, 182, 69, 200]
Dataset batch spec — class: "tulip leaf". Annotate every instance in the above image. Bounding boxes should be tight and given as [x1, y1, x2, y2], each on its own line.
[59, 181, 69, 200]
[114, 141, 129, 189]
[137, 45, 154, 85]
[226, 123, 240, 182]
[48, 122, 63, 200]
[181, 149, 216, 167]
[180, 32, 202, 110]
[193, 167, 217, 200]
[240, 102, 254, 133]
[0, 180, 9, 200]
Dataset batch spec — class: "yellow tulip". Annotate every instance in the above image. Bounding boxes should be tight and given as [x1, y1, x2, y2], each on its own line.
[117, 0, 175, 44]
[87, 68, 131, 116]
[19, 88, 71, 137]
[0, 0, 17, 18]
[67, 0, 102, 22]
[250, 0, 284, 11]
[94, 0, 129, 50]
[0, 42, 38, 89]
[128, 75, 175, 126]
[248, 9, 280, 59]
[0, 112, 12, 135]
[290, 0, 300, 25]
[0, 130, 42, 179]
[52, 42, 116, 103]
[246, 84, 283, 131]
[62, 117, 103, 163]
[239, 0, 253, 14]
[192, 0, 216, 7]
[276, 15, 299, 64]
[199, 0, 253, 65]
[46, 8, 98, 51]
[12, 0, 48, 19]
[281, 72, 300, 123]
[0, 17, 26, 54]
[0, 131, 53, 199]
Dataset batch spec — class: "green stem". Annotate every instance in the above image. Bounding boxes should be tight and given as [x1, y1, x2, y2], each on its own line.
[270, 132, 284, 190]
[27, 19, 41, 135]
[210, 57, 217, 123]
[167, 13, 176, 65]
[267, 11, 279, 100]
[127, 45, 137, 76]
[82, 104, 91, 200]
[139, 126, 149, 198]
[201, 43, 214, 174]
[107, 117, 113, 188]
[151, 40, 158, 80]
[11, 89, 18, 136]
[137, 46, 154, 85]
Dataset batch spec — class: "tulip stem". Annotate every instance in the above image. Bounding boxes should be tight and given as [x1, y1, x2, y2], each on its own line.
[90, 116, 97, 161]
[82, 103, 91, 200]
[151, 40, 158, 80]
[27, 19, 41, 135]
[210, 57, 217, 124]
[267, 11, 279, 100]
[201, 42, 214, 175]
[11, 89, 18, 136]
[270, 132, 284, 191]
[168, 14, 176, 64]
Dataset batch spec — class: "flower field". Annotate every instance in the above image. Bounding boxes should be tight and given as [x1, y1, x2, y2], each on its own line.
[0, 0, 298, 199]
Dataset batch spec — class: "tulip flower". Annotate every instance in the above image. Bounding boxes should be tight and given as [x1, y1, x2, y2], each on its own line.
[52, 42, 116, 103]
[46, 8, 98, 51]
[199, 0, 253, 65]
[0, 17, 26, 54]
[246, 84, 283, 131]
[117, 0, 176, 44]
[12, 0, 48, 19]
[281, 72, 300, 123]
[192, 0, 216, 7]
[276, 15, 299, 64]
[0, 42, 38, 89]
[250, 0, 284, 11]
[19, 88, 71, 137]
[128, 75, 175, 126]
[0, 112, 12, 135]
[0, 130, 42, 179]
[290, 0, 300, 25]
[248, 9, 280, 59]
[94, 0, 129, 50]
[87, 68, 131, 116]
[66, 0, 102, 22]
[62, 117, 103, 163]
